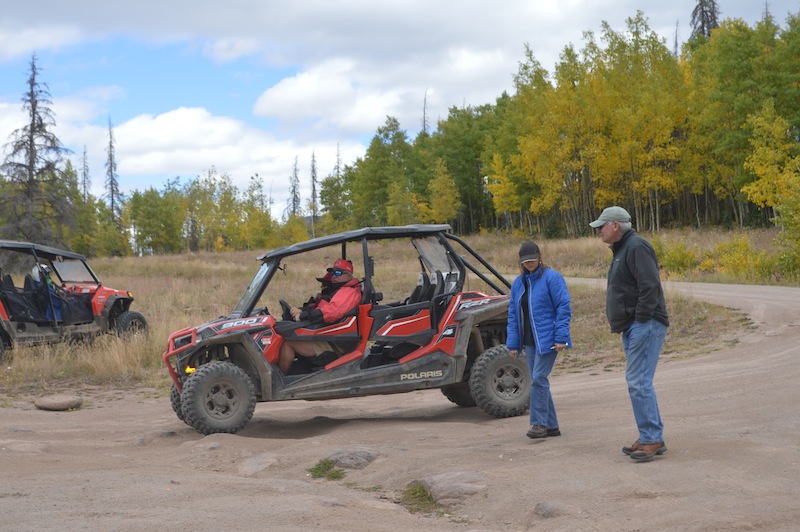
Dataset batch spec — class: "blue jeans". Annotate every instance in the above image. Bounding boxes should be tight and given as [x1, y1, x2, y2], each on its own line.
[622, 319, 667, 443]
[525, 345, 558, 428]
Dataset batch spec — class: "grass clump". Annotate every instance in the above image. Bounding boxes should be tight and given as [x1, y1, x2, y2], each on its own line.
[308, 459, 345, 480]
[398, 481, 442, 515]
[344, 482, 382, 492]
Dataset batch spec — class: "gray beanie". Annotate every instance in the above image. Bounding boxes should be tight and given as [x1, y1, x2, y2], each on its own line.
[518, 241, 540, 263]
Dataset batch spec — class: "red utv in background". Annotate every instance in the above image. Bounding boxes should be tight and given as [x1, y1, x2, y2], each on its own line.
[0, 240, 148, 360]
[164, 224, 530, 435]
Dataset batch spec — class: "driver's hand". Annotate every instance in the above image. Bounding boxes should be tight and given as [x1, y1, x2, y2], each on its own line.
[290, 307, 302, 321]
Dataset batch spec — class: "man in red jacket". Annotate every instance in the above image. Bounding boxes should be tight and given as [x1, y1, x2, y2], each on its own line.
[278, 259, 362, 374]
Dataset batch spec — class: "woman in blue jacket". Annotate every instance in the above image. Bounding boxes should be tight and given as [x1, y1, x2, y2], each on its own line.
[507, 241, 572, 439]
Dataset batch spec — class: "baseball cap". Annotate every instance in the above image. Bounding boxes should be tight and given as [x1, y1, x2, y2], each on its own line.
[589, 206, 631, 228]
[518, 241, 540, 263]
[326, 258, 354, 274]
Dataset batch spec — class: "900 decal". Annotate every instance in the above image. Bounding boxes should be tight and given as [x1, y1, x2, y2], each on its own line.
[219, 317, 261, 330]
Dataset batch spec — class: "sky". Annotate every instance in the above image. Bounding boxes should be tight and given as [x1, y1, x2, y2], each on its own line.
[0, 1, 797, 216]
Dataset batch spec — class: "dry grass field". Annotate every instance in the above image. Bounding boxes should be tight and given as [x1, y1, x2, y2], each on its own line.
[0, 229, 770, 395]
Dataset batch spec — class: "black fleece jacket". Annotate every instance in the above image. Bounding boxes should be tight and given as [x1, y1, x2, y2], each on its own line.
[605, 229, 669, 333]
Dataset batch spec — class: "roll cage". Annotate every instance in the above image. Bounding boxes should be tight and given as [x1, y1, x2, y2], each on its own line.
[229, 225, 511, 319]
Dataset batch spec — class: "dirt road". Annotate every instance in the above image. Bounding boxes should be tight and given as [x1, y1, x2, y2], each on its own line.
[1, 281, 799, 531]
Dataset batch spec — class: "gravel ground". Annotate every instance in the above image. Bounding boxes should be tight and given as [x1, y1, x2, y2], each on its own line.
[1, 281, 799, 531]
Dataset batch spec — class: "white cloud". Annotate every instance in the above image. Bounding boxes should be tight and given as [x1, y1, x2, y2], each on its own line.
[254, 59, 357, 122]
[0, 26, 84, 61]
[254, 58, 410, 135]
[203, 38, 262, 62]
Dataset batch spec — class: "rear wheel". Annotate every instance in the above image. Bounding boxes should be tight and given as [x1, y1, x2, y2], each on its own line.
[441, 381, 477, 407]
[469, 345, 529, 418]
[180, 361, 256, 435]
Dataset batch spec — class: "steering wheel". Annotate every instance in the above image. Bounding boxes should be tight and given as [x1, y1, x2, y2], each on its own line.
[279, 299, 293, 321]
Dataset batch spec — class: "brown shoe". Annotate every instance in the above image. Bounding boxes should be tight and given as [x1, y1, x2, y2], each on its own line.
[630, 442, 667, 462]
[526, 425, 548, 438]
[622, 439, 641, 456]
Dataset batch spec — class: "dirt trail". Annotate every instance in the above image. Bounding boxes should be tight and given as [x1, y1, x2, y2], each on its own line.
[1, 281, 799, 531]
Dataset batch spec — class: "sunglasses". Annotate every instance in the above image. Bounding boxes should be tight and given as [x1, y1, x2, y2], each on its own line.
[331, 269, 349, 276]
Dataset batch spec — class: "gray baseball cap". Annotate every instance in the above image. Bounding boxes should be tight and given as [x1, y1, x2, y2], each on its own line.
[589, 206, 631, 228]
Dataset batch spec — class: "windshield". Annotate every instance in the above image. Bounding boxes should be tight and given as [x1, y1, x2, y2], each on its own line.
[413, 236, 454, 273]
[51, 259, 97, 284]
[231, 262, 272, 317]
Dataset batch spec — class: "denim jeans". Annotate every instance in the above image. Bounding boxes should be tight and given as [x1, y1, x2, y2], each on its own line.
[622, 319, 667, 443]
[525, 345, 558, 428]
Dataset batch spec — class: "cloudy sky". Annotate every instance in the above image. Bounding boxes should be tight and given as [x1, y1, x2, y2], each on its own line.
[0, 1, 796, 215]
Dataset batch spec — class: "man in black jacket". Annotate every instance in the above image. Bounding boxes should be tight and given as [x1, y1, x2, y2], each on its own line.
[590, 206, 669, 462]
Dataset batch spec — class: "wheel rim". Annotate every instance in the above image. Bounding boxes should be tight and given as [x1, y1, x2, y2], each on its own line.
[203, 382, 240, 420]
[491, 363, 524, 399]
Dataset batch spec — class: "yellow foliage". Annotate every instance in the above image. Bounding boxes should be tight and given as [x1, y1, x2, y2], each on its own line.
[426, 159, 461, 223]
[486, 154, 519, 213]
[743, 100, 798, 209]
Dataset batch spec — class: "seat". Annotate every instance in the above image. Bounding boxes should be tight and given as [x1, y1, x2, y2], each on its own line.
[430, 270, 445, 299]
[405, 272, 430, 304]
[2, 273, 14, 291]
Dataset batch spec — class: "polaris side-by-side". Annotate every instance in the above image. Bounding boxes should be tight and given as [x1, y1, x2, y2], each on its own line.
[163, 225, 530, 435]
[0, 240, 148, 360]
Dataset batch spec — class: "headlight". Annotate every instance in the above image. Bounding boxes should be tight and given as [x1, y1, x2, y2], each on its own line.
[173, 334, 193, 349]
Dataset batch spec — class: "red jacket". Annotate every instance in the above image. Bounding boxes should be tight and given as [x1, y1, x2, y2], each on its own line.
[301, 278, 361, 323]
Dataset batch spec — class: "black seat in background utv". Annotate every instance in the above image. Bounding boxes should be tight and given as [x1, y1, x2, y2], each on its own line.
[405, 272, 431, 304]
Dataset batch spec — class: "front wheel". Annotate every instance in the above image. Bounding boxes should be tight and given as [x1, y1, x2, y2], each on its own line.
[170, 383, 187, 423]
[180, 362, 256, 435]
[114, 310, 148, 336]
[469, 345, 530, 418]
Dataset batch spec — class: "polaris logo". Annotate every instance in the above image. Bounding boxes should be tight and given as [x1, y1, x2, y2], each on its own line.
[220, 318, 260, 330]
[400, 370, 443, 380]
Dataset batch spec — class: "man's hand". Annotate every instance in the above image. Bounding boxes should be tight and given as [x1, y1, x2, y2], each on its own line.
[290, 307, 303, 321]
[509, 349, 518, 358]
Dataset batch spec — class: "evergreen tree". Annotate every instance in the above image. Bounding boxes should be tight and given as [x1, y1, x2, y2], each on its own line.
[286, 156, 301, 219]
[0, 54, 73, 245]
[102, 116, 129, 255]
[691, 0, 721, 39]
[104, 116, 122, 229]
[309, 151, 318, 237]
[80, 145, 91, 202]
[319, 145, 355, 232]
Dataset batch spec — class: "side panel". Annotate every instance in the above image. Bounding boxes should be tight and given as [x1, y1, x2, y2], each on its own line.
[271, 351, 457, 401]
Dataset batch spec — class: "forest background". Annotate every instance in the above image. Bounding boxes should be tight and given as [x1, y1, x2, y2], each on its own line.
[1, 6, 800, 279]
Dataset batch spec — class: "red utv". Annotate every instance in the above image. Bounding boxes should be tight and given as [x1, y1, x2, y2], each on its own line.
[163, 225, 530, 435]
[0, 240, 148, 360]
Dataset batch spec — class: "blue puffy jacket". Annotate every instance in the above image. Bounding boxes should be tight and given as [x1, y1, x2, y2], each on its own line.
[506, 266, 572, 355]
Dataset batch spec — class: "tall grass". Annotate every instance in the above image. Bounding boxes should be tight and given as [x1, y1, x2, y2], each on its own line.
[1, 229, 770, 394]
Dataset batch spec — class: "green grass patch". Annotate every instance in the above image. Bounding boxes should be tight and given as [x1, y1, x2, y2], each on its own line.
[308, 459, 345, 480]
[398, 482, 442, 514]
